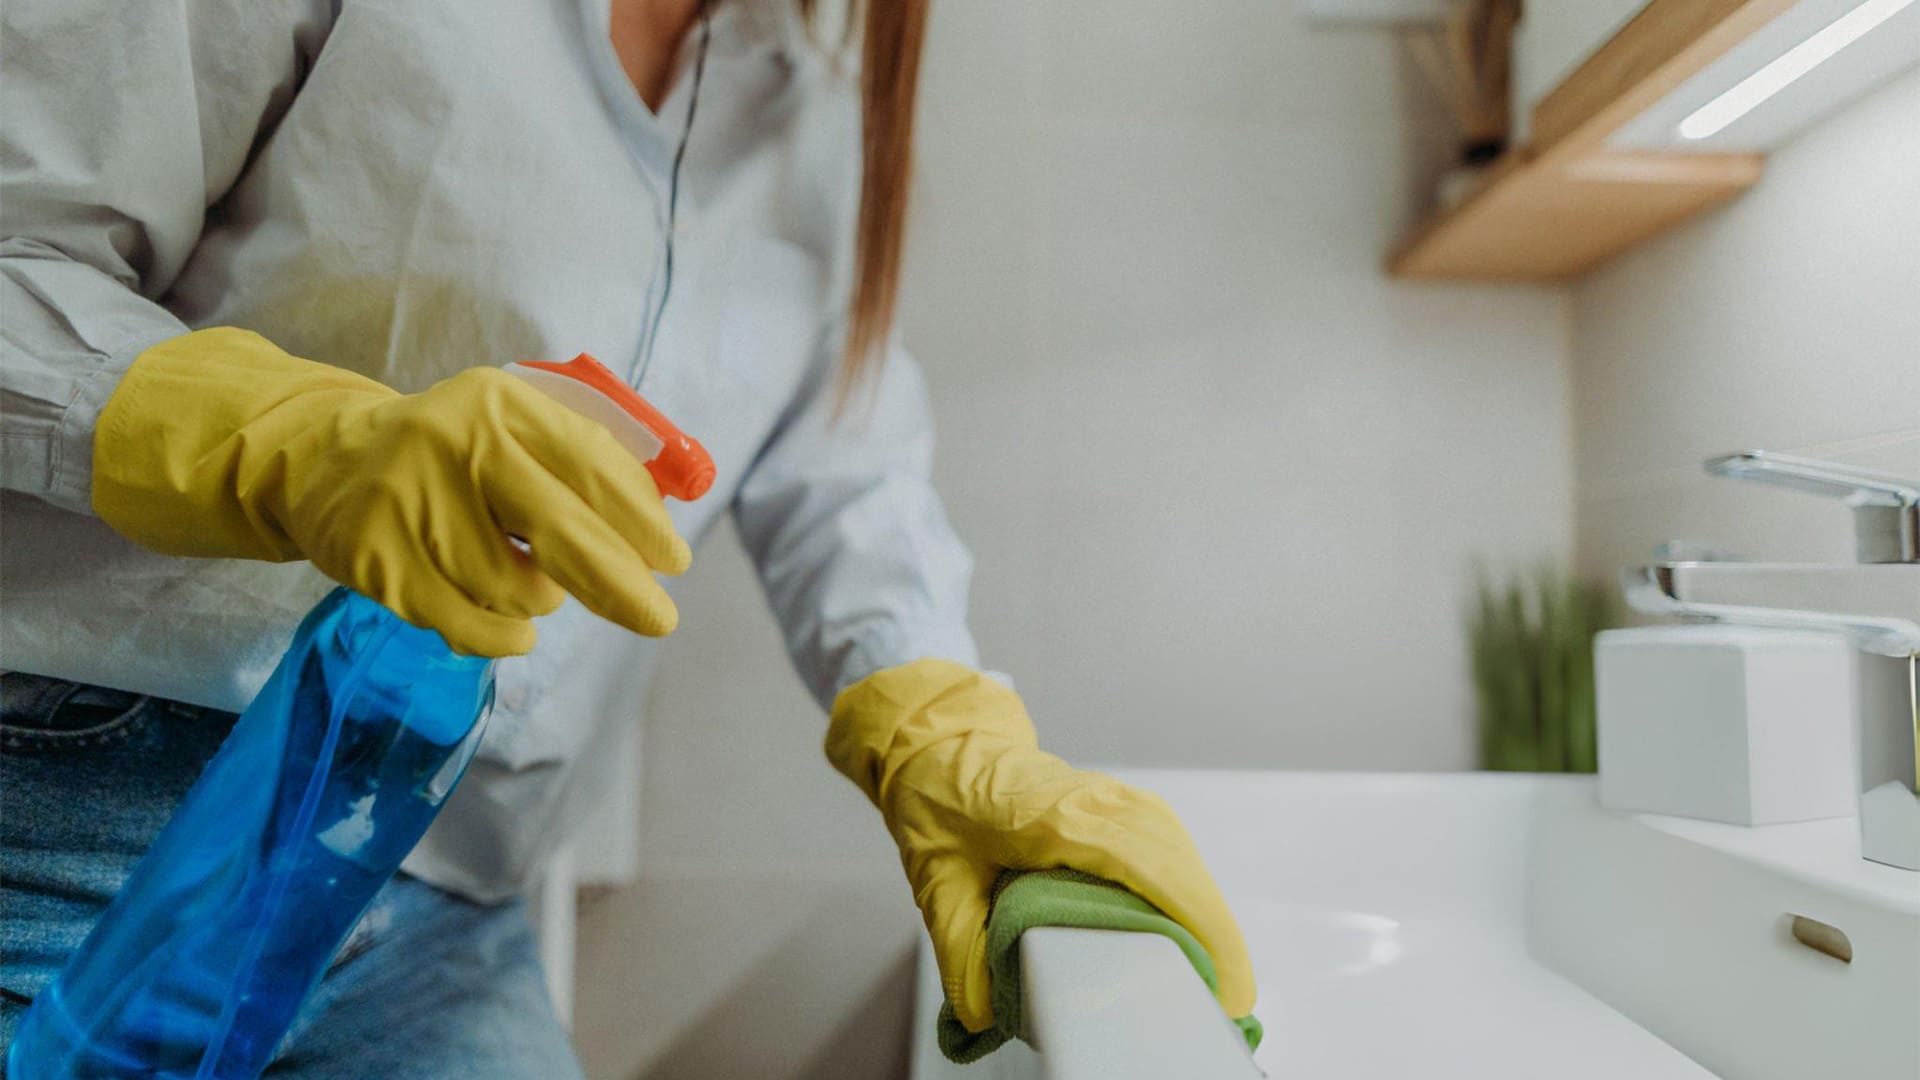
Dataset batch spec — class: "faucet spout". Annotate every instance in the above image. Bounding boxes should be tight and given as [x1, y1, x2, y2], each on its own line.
[1623, 561, 1920, 657]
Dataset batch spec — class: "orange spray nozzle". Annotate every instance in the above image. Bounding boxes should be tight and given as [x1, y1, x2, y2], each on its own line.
[505, 354, 715, 501]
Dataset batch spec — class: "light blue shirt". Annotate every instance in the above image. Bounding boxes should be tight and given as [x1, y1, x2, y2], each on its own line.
[0, 0, 977, 898]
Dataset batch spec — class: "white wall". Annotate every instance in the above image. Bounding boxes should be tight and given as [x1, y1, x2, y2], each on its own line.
[1571, 67, 1920, 588]
[574, 3, 1574, 1077]
[907, 0, 1572, 773]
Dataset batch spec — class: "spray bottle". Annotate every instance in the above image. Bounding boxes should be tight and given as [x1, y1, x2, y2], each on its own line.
[8, 355, 712, 1080]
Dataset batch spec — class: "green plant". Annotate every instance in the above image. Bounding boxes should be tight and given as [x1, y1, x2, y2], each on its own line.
[1470, 567, 1605, 773]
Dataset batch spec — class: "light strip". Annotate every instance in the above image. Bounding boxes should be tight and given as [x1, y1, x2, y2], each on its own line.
[1678, 0, 1919, 140]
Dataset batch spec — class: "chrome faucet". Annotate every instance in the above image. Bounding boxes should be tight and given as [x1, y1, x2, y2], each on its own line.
[1623, 450, 1920, 870]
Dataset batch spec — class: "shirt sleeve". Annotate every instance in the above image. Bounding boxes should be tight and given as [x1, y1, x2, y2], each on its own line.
[731, 336, 981, 710]
[0, 0, 333, 514]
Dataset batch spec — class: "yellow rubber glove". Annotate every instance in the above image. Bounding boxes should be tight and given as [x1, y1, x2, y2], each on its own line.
[827, 659, 1256, 1034]
[92, 327, 691, 656]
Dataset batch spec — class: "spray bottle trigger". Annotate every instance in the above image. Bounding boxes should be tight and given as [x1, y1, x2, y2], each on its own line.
[503, 354, 715, 501]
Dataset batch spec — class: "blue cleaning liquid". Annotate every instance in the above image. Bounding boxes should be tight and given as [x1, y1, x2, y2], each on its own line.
[8, 588, 494, 1080]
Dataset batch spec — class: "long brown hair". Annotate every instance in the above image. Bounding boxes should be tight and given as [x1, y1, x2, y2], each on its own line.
[802, 0, 930, 397]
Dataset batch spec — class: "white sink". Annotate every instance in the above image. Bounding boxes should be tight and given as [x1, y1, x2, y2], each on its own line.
[1529, 783, 1920, 1079]
[909, 771, 1715, 1079]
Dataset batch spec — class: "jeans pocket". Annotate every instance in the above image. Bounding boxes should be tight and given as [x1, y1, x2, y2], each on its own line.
[0, 675, 151, 752]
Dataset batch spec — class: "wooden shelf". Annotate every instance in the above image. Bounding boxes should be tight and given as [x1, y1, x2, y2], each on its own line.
[1389, 146, 1764, 280]
[1390, 0, 1796, 282]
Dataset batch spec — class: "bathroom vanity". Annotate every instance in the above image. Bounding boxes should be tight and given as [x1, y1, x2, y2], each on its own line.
[910, 769, 1906, 1079]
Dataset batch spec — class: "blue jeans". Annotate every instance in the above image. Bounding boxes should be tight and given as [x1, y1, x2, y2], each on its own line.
[0, 674, 583, 1079]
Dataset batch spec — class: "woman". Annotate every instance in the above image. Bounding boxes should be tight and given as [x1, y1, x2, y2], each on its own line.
[0, 0, 1255, 1074]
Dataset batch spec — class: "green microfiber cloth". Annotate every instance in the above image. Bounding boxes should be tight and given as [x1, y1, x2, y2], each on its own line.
[935, 868, 1264, 1064]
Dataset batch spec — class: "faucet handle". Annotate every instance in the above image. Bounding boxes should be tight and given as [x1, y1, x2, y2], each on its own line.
[1708, 450, 1920, 506]
[1707, 450, 1920, 563]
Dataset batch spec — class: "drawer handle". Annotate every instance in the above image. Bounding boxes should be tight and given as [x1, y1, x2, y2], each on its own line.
[1786, 914, 1853, 964]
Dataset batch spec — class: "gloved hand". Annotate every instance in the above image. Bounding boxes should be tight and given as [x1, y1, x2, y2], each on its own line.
[92, 327, 691, 656]
[826, 659, 1256, 1034]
